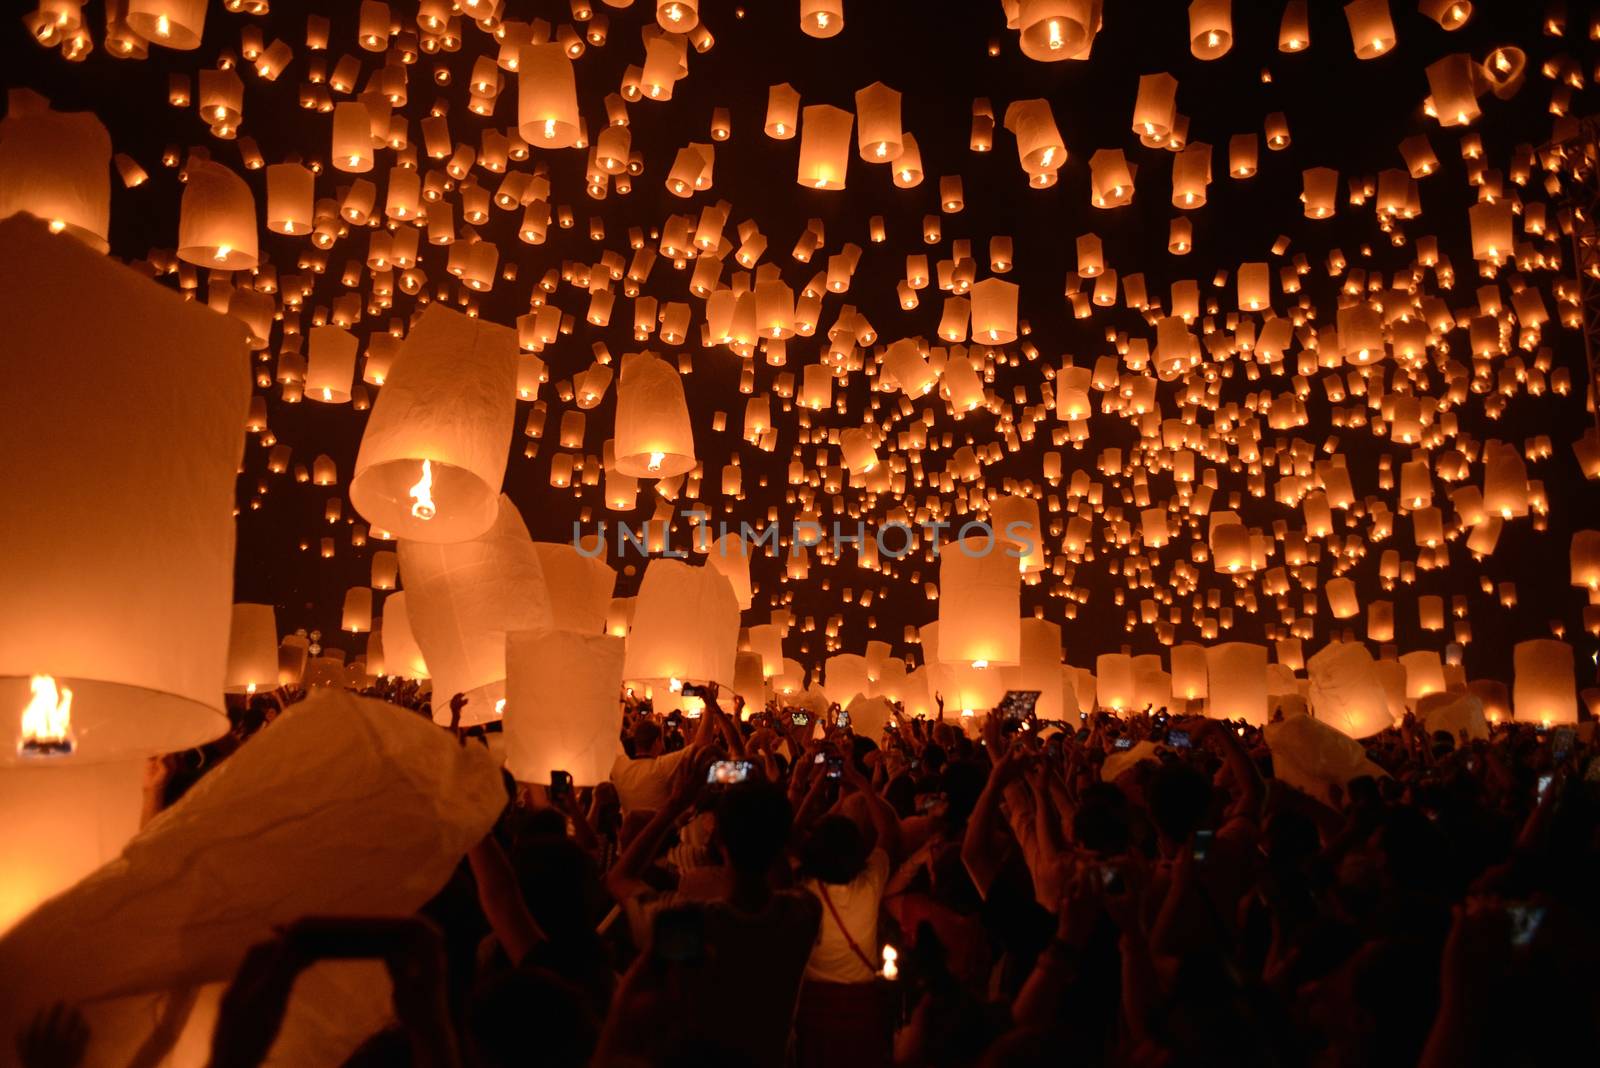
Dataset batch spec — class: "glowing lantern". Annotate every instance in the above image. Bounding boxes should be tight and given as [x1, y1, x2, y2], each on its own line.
[1468, 201, 1513, 262]
[797, 104, 853, 189]
[342, 588, 373, 634]
[381, 593, 430, 680]
[990, 494, 1046, 572]
[305, 325, 358, 404]
[800, 0, 844, 38]
[1095, 653, 1135, 712]
[1425, 53, 1480, 126]
[707, 533, 753, 609]
[1018, 0, 1097, 61]
[1132, 72, 1178, 141]
[225, 604, 279, 695]
[518, 44, 581, 148]
[1205, 643, 1267, 725]
[1188, 0, 1232, 59]
[351, 306, 516, 544]
[970, 277, 1019, 344]
[0, 91, 110, 252]
[1512, 640, 1576, 725]
[331, 102, 375, 173]
[0, 215, 248, 764]
[1344, 0, 1395, 58]
[765, 83, 800, 139]
[657, 0, 698, 31]
[265, 162, 313, 235]
[613, 351, 696, 478]
[1265, 715, 1388, 806]
[1001, 619, 1072, 721]
[623, 559, 740, 686]
[937, 537, 1021, 668]
[824, 654, 871, 706]
[504, 629, 625, 786]
[1571, 530, 1600, 590]
[126, 0, 205, 49]
[177, 161, 258, 270]
[1004, 99, 1065, 177]
[1170, 644, 1207, 702]
[841, 428, 880, 473]
[855, 82, 902, 162]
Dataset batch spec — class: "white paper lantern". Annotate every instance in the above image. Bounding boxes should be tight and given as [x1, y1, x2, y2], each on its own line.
[225, 604, 280, 695]
[706, 532, 753, 609]
[613, 351, 696, 478]
[1513, 639, 1577, 725]
[1264, 715, 1388, 807]
[1307, 641, 1392, 738]
[824, 653, 871, 706]
[0, 91, 110, 252]
[177, 160, 258, 271]
[379, 593, 429, 680]
[0, 216, 248, 765]
[937, 536, 1021, 667]
[623, 559, 740, 686]
[1205, 642, 1268, 725]
[1001, 618, 1069, 720]
[351, 305, 518, 543]
[1096, 653, 1135, 712]
[504, 628, 624, 786]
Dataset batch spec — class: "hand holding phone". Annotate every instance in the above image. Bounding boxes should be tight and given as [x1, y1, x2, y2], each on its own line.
[707, 759, 755, 784]
[549, 769, 573, 804]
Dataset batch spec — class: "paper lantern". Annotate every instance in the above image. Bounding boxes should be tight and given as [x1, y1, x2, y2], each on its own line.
[177, 161, 258, 270]
[342, 587, 374, 634]
[1132, 72, 1178, 141]
[765, 83, 801, 139]
[380, 593, 429, 680]
[657, 0, 699, 32]
[937, 536, 1021, 668]
[1399, 651, 1446, 705]
[841, 428, 880, 473]
[0, 92, 110, 252]
[0, 216, 247, 765]
[855, 82, 902, 162]
[278, 635, 309, 687]
[0, 691, 501, 1045]
[1004, 99, 1065, 176]
[1170, 643, 1208, 702]
[707, 533, 753, 609]
[350, 306, 516, 543]
[970, 277, 1019, 343]
[1189, 0, 1231, 59]
[1419, 692, 1487, 741]
[331, 101, 375, 173]
[824, 654, 871, 706]
[225, 604, 279, 695]
[883, 337, 938, 396]
[846, 694, 894, 742]
[921, 623, 1007, 715]
[305, 325, 358, 404]
[1265, 715, 1387, 807]
[1326, 577, 1359, 618]
[1018, 0, 1097, 61]
[126, 0, 206, 50]
[504, 628, 624, 786]
[517, 44, 581, 148]
[1000, 618, 1069, 721]
[1307, 641, 1392, 738]
[990, 494, 1046, 572]
[1205, 642, 1268, 725]
[800, 0, 843, 37]
[1095, 653, 1135, 712]
[400, 498, 569, 724]
[797, 104, 853, 189]
[623, 559, 740, 686]
[1426, 53, 1480, 127]
[1512, 640, 1576, 725]
[613, 351, 696, 478]
[748, 623, 785, 676]
[1344, 0, 1395, 59]
[1571, 530, 1600, 590]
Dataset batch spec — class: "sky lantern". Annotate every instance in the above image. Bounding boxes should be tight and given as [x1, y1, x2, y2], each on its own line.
[937, 536, 1021, 669]
[1170, 643, 1207, 703]
[991, 494, 1046, 572]
[341, 587, 374, 634]
[264, 162, 312, 235]
[1004, 99, 1065, 179]
[1018, 0, 1097, 61]
[176, 161, 257, 270]
[1188, 0, 1232, 59]
[125, 0, 206, 50]
[381, 594, 429, 681]
[797, 104, 853, 189]
[970, 277, 1019, 344]
[0, 215, 249, 765]
[1132, 73, 1178, 142]
[1206, 642, 1268, 724]
[504, 628, 625, 787]
[854, 82, 903, 163]
[894, 132, 925, 187]
[331, 101, 376, 172]
[1345, 0, 1396, 58]
[518, 44, 581, 149]
[623, 559, 740, 687]
[1571, 530, 1600, 590]
[351, 305, 517, 544]
[225, 604, 280, 696]
[613, 351, 696, 478]
[657, 0, 699, 32]
[1512, 640, 1576, 725]
[1095, 653, 1135, 712]
[1426, 53, 1481, 126]
[800, 0, 844, 38]
[765, 83, 801, 139]
[0, 90, 110, 252]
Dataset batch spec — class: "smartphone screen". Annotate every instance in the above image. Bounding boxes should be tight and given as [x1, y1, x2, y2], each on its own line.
[1098, 865, 1126, 895]
[707, 760, 753, 785]
[549, 769, 573, 802]
[1507, 903, 1545, 948]
[791, 711, 808, 726]
[836, 710, 851, 729]
[1167, 729, 1190, 749]
[1193, 828, 1214, 862]
[1537, 773, 1554, 799]
[1113, 736, 1134, 751]
[1551, 726, 1576, 761]
[998, 690, 1042, 722]
[825, 756, 844, 780]
[679, 682, 707, 699]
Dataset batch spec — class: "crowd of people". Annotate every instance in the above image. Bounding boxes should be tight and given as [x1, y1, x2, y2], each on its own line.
[15, 678, 1600, 1068]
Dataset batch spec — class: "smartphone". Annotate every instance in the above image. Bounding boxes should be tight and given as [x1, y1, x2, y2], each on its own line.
[1507, 903, 1546, 948]
[1167, 729, 1191, 749]
[790, 710, 809, 726]
[680, 682, 708, 698]
[1098, 865, 1126, 895]
[652, 905, 706, 964]
[1113, 736, 1134, 751]
[1537, 773, 1554, 800]
[1079, 711, 1088, 722]
[916, 791, 943, 814]
[549, 769, 573, 804]
[998, 689, 1042, 722]
[707, 759, 754, 785]
[1193, 828, 1214, 863]
[1551, 726, 1576, 762]
[836, 710, 851, 729]
[825, 755, 844, 780]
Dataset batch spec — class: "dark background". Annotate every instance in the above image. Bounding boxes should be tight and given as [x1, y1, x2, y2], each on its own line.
[5, 0, 1597, 684]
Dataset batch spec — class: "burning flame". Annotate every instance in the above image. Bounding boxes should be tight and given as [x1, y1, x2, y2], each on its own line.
[647, 451, 666, 472]
[881, 944, 899, 980]
[155, 14, 171, 37]
[20, 675, 73, 754]
[409, 459, 437, 520]
[971, 659, 989, 670]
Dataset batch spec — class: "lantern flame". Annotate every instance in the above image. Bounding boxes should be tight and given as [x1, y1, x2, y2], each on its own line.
[881, 944, 899, 980]
[647, 451, 666, 472]
[1047, 20, 1063, 50]
[972, 659, 989, 670]
[409, 459, 437, 520]
[156, 13, 171, 36]
[19, 675, 74, 755]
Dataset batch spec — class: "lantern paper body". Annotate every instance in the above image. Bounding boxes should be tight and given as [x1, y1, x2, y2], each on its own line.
[1205, 643, 1268, 725]
[0, 95, 111, 252]
[846, 694, 894, 742]
[1096, 653, 1135, 712]
[399, 498, 574, 725]
[1418, 692, 1488, 742]
[937, 537, 1021, 667]
[797, 104, 853, 190]
[824, 653, 871, 706]
[351, 305, 517, 543]
[0, 759, 143, 935]
[225, 603, 280, 694]
[922, 623, 1007, 714]
[1513, 640, 1576, 725]
[1307, 641, 1393, 738]
[517, 44, 581, 149]
[1264, 715, 1388, 808]
[613, 352, 696, 478]
[707, 533, 753, 609]
[0, 691, 502, 1042]
[1001, 618, 1069, 721]
[127, 0, 207, 50]
[623, 560, 740, 686]
[177, 161, 259, 271]
[0, 216, 248, 766]
[380, 592, 430, 680]
[504, 629, 624, 787]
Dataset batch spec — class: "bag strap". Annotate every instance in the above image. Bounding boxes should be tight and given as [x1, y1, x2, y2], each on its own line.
[816, 881, 879, 975]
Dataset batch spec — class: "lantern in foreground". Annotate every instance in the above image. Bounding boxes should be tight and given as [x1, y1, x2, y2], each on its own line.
[800, 0, 843, 37]
[0, 91, 111, 252]
[1307, 641, 1393, 738]
[797, 104, 853, 189]
[504, 629, 625, 786]
[0, 215, 249, 765]
[225, 604, 280, 695]
[1512, 640, 1576, 725]
[351, 305, 517, 543]
[613, 351, 696, 478]
[126, 0, 207, 50]
[937, 537, 1021, 668]
[177, 161, 258, 270]
[623, 559, 740, 686]
[517, 44, 581, 149]
[1205, 642, 1268, 725]
[380, 593, 430, 681]
[1019, 0, 1096, 61]
[1265, 715, 1388, 807]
